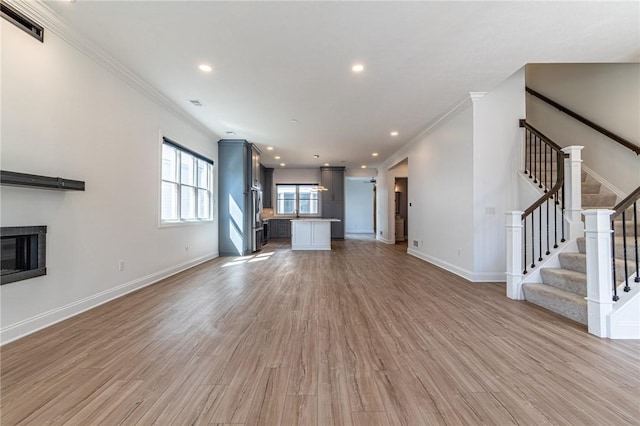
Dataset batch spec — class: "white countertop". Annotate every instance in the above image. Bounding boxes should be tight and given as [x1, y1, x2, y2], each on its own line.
[290, 218, 341, 222]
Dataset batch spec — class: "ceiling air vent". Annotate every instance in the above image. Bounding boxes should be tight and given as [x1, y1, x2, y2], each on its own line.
[1, 1, 44, 42]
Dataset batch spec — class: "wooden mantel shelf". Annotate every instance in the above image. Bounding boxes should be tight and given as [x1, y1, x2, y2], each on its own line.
[0, 170, 85, 191]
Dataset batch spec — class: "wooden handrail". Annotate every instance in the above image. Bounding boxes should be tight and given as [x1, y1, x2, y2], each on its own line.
[612, 186, 640, 220]
[526, 87, 640, 156]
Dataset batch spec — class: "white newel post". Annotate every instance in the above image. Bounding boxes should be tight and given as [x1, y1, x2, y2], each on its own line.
[562, 145, 584, 240]
[506, 211, 524, 300]
[583, 209, 615, 338]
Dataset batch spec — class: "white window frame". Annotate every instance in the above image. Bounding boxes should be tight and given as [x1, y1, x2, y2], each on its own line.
[160, 136, 214, 226]
[276, 183, 320, 216]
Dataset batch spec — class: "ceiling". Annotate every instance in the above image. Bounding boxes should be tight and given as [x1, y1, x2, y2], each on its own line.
[44, 1, 639, 170]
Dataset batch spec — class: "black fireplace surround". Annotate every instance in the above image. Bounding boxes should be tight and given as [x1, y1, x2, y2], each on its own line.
[0, 226, 47, 285]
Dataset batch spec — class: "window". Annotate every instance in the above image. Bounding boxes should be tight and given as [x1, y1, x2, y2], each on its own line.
[276, 184, 319, 215]
[161, 137, 213, 223]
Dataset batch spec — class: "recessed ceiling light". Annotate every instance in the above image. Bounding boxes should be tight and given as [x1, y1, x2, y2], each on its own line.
[372, 152, 379, 157]
[390, 131, 399, 137]
[291, 119, 298, 124]
[189, 99, 203, 107]
[280, 163, 286, 167]
[275, 156, 281, 160]
[267, 146, 274, 151]
[313, 154, 320, 159]
[198, 64, 213, 72]
[352, 64, 365, 73]
[361, 165, 367, 169]
[324, 163, 330, 166]
[226, 131, 236, 136]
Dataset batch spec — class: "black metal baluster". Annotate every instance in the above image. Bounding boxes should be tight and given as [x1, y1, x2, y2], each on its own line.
[543, 143, 548, 192]
[546, 199, 550, 255]
[523, 219, 528, 274]
[634, 202, 639, 283]
[553, 189, 559, 249]
[612, 220, 619, 301]
[561, 182, 566, 243]
[533, 135, 537, 184]
[538, 138, 543, 189]
[538, 206, 543, 262]
[531, 214, 536, 269]
[622, 211, 630, 292]
[528, 131, 532, 177]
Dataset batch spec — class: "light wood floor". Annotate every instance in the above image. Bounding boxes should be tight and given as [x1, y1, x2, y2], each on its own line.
[2, 236, 639, 425]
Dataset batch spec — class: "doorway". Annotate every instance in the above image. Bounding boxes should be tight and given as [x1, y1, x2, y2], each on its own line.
[394, 177, 408, 243]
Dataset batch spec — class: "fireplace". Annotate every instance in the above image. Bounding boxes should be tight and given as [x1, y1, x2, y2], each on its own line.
[1, 226, 47, 284]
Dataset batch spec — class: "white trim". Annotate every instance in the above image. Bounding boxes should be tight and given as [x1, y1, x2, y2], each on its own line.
[582, 165, 626, 201]
[0, 253, 219, 345]
[376, 236, 395, 244]
[11, 0, 216, 139]
[407, 248, 474, 281]
[382, 96, 472, 170]
[407, 248, 505, 282]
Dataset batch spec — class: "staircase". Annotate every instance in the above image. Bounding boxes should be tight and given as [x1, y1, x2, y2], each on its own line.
[522, 171, 624, 324]
[509, 89, 640, 338]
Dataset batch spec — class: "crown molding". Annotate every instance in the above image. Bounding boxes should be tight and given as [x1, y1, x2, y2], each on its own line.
[8, 0, 217, 139]
[381, 95, 472, 170]
[469, 92, 488, 103]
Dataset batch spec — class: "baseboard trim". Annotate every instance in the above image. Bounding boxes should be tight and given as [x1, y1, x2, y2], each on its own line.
[609, 321, 640, 339]
[0, 252, 219, 346]
[407, 249, 505, 282]
[407, 249, 474, 281]
[376, 236, 395, 244]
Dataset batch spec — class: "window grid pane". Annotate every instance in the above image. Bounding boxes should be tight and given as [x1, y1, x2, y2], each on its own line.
[162, 141, 213, 223]
[162, 145, 177, 182]
[276, 184, 320, 215]
[161, 181, 178, 220]
[181, 185, 197, 220]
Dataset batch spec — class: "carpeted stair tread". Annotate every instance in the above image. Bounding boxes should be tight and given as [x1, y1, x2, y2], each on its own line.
[577, 236, 638, 261]
[581, 181, 602, 194]
[559, 252, 637, 280]
[614, 218, 640, 234]
[582, 193, 617, 208]
[559, 252, 587, 274]
[522, 283, 587, 325]
[540, 268, 587, 296]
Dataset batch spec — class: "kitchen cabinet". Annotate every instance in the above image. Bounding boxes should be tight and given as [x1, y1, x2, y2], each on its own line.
[262, 166, 274, 208]
[218, 140, 262, 256]
[320, 166, 345, 239]
[268, 219, 291, 238]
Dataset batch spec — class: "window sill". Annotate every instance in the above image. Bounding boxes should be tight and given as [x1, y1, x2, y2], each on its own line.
[159, 219, 214, 228]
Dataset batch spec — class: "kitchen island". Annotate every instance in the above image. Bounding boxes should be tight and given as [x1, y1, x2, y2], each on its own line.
[290, 218, 341, 250]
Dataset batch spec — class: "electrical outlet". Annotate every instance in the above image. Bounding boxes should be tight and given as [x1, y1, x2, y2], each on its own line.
[380, 230, 383, 236]
[413, 240, 419, 247]
[118, 260, 125, 271]
[185, 244, 189, 251]
[457, 248, 462, 257]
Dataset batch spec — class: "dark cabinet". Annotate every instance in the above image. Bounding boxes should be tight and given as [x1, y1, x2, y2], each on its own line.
[262, 166, 274, 208]
[267, 219, 291, 238]
[320, 166, 345, 239]
[218, 139, 261, 256]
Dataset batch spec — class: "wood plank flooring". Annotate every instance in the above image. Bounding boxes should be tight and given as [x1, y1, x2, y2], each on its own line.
[2, 236, 639, 425]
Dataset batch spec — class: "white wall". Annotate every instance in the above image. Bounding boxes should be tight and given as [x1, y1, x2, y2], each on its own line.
[406, 108, 475, 276]
[345, 177, 374, 234]
[471, 68, 526, 279]
[1, 18, 219, 343]
[378, 68, 525, 282]
[526, 64, 640, 195]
